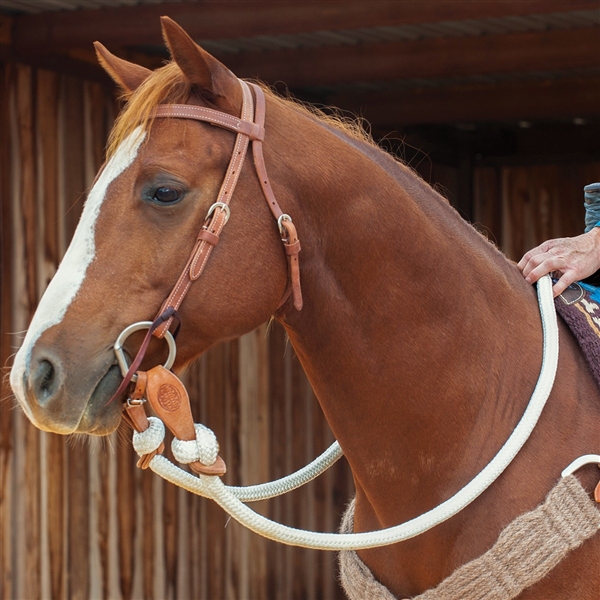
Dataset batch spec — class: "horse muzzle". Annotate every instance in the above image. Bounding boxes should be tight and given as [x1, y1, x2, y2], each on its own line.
[11, 345, 123, 435]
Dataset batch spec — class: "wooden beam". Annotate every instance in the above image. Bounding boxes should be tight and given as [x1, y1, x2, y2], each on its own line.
[330, 77, 600, 126]
[226, 27, 600, 87]
[11, 0, 596, 53]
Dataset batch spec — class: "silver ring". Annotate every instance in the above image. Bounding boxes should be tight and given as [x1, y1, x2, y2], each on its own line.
[114, 321, 177, 378]
[277, 214, 292, 236]
[206, 202, 231, 224]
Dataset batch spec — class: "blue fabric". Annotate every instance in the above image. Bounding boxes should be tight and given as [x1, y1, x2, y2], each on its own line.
[581, 282, 600, 304]
[583, 182, 600, 233]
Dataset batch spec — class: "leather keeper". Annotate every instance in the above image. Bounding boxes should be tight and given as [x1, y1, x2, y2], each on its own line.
[284, 240, 301, 255]
[125, 403, 150, 433]
[197, 229, 220, 246]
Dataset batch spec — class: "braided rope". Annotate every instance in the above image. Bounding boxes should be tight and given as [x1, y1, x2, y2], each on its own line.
[140, 275, 560, 550]
[171, 423, 219, 466]
[132, 417, 165, 455]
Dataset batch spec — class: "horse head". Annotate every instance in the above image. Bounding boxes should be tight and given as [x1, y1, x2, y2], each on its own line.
[10, 17, 291, 435]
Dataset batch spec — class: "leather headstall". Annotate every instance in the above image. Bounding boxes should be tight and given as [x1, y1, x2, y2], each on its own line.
[109, 80, 302, 406]
[152, 80, 303, 340]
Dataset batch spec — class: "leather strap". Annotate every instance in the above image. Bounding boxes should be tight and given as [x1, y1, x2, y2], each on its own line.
[121, 371, 166, 469]
[153, 104, 265, 141]
[151, 79, 303, 339]
[250, 82, 303, 310]
[112, 81, 304, 408]
[153, 81, 255, 338]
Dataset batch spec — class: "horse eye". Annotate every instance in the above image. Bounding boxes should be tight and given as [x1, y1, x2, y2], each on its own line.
[153, 187, 181, 204]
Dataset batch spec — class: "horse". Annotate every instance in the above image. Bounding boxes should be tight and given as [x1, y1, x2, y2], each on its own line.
[9, 16, 599, 598]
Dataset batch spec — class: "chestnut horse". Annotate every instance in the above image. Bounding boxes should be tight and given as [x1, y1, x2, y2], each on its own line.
[10, 17, 599, 598]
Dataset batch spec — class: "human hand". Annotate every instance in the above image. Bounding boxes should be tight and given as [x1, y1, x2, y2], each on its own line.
[517, 228, 600, 297]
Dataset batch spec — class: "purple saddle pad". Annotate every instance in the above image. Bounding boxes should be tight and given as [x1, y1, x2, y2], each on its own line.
[554, 282, 600, 390]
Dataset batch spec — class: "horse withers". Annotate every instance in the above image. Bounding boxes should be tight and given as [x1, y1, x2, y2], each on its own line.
[10, 17, 599, 598]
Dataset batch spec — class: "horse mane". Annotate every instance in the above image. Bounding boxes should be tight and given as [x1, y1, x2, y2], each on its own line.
[106, 60, 379, 159]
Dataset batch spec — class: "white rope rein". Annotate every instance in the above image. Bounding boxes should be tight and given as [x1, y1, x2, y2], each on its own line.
[133, 275, 561, 550]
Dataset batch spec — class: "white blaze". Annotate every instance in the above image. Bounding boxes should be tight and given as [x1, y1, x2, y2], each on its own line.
[10, 129, 146, 410]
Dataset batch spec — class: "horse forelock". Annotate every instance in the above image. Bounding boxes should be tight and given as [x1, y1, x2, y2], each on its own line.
[107, 62, 192, 158]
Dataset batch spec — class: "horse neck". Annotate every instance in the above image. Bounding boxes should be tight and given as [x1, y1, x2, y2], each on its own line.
[268, 99, 544, 522]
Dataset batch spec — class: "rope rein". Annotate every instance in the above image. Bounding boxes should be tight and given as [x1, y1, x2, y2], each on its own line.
[121, 276, 599, 550]
[114, 81, 598, 550]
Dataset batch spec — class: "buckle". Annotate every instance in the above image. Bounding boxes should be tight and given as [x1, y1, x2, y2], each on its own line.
[205, 202, 231, 225]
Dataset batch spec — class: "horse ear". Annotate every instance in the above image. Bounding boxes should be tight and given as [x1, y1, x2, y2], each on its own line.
[94, 42, 152, 94]
[160, 16, 241, 112]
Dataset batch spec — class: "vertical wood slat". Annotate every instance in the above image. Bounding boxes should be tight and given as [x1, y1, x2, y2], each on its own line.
[15, 63, 43, 600]
[61, 76, 90, 600]
[0, 61, 15, 600]
[37, 67, 67, 600]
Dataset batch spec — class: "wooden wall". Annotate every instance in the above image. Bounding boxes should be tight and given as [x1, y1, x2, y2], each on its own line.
[473, 163, 600, 261]
[0, 62, 353, 600]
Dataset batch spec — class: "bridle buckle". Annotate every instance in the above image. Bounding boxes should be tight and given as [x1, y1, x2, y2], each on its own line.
[205, 202, 231, 225]
[277, 214, 292, 237]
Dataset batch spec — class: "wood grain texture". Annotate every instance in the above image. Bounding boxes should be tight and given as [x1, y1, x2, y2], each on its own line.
[0, 61, 14, 600]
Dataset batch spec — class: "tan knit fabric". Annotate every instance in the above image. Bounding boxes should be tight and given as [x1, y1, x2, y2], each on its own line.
[339, 475, 600, 600]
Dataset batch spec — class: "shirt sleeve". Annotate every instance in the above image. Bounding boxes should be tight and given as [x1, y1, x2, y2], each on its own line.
[584, 183, 600, 233]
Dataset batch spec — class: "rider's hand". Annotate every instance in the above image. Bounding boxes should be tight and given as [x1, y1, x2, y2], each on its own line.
[517, 228, 600, 297]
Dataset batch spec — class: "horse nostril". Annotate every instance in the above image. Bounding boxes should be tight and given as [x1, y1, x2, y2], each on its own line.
[32, 359, 58, 403]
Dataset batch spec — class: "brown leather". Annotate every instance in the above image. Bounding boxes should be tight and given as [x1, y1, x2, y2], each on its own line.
[151, 80, 303, 339]
[121, 371, 166, 469]
[250, 82, 303, 310]
[197, 228, 220, 246]
[595, 480, 600, 503]
[153, 81, 256, 338]
[153, 104, 265, 141]
[144, 365, 227, 476]
[119, 80, 304, 466]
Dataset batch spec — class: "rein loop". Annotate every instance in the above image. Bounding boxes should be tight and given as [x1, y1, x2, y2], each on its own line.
[118, 275, 579, 550]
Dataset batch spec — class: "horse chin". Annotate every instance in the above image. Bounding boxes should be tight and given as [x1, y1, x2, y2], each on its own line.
[75, 364, 124, 435]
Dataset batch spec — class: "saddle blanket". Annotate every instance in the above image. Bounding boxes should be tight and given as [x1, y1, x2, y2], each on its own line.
[555, 281, 600, 390]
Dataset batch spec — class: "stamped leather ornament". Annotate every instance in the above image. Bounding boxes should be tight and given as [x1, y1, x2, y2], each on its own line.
[145, 366, 227, 476]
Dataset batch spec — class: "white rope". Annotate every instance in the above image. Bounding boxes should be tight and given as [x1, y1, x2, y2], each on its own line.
[132, 417, 164, 455]
[171, 423, 219, 466]
[142, 275, 561, 550]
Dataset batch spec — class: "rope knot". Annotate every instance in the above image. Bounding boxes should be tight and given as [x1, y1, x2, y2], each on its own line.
[132, 417, 165, 457]
[172, 423, 219, 466]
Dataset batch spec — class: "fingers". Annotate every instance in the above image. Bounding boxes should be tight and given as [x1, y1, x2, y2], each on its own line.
[517, 244, 546, 273]
[552, 270, 577, 297]
[520, 253, 565, 284]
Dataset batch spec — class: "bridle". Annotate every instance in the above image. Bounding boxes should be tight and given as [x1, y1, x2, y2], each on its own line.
[110, 80, 302, 405]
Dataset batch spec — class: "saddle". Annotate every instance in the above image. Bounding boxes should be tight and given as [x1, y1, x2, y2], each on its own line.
[555, 279, 600, 390]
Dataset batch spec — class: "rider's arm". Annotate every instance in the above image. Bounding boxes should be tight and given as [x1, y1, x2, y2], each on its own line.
[584, 182, 600, 233]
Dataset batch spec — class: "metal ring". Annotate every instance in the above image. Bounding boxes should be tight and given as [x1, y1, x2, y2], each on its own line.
[114, 321, 177, 378]
[277, 214, 292, 236]
[206, 202, 231, 225]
